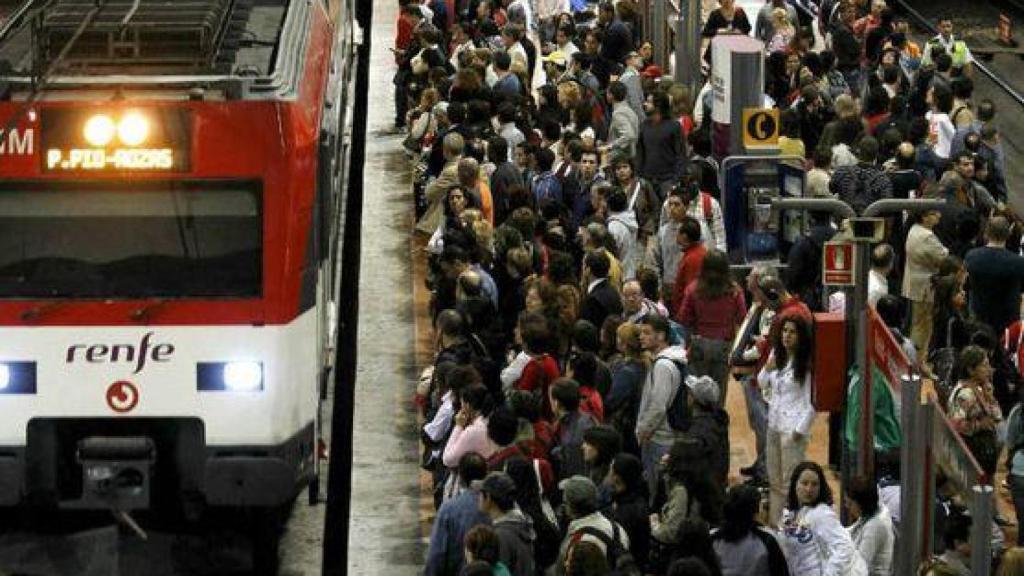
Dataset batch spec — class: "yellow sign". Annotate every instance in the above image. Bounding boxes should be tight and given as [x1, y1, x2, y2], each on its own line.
[742, 108, 780, 148]
[45, 148, 175, 171]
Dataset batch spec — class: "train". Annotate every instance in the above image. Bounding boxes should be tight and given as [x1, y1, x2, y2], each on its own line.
[0, 0, 357, 570]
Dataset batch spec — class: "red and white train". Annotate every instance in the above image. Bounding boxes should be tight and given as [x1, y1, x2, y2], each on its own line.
[0, 0, 356, 552]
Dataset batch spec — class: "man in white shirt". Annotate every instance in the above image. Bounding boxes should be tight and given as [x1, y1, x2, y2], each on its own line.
[827, 243, 895, 312]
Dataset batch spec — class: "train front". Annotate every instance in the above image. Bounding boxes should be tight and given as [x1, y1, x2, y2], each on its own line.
[0, 77, 327, 516]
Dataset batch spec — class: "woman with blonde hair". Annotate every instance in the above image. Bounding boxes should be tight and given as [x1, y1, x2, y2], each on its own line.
[767, 8, 795, 53]
[606, 322, 649, 454]
[998, 547, 1024, 576]
[556, 81, 581, 114]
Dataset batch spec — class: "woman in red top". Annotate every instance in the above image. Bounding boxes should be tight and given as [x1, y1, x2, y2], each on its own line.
[679, 250, 747, 407]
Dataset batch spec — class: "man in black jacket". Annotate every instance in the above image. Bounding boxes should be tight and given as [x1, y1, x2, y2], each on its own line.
[580, 250, 623, 329]
[488, 136, 522, 225]
[785, 211, 836, 312]
[965, 216, 1024, 335]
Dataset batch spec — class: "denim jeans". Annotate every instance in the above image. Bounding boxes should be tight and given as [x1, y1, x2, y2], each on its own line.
[742, 375, 768, 479]
[642, 440, 673, 506]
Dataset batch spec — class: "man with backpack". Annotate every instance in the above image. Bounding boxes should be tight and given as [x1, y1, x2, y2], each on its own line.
[636, 314, 689, 499]
[555, 475, 632, 575]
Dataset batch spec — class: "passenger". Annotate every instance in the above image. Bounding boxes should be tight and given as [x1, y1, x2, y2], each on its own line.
[463, 524, 513, 576]
[420, 132, 466, 234]
[649, 438, 722, 572]
[425, 453, 491, 576]
[711, 484, 789, 576]
[844, 477, 894, 576]
[777, 462, 860, 575]
[474, 471, 536, 576]
[581, 424, 621, 507]
[730, 265, 776, 487]
[682, 375, 730, 488]
[903, 206, 948, 356]
[758, 315, 815, 525]
[579, 250, 623, 331]
[550, 378, 596, 480]
[443, 385, 499, 499]
[606, 453, 651, 570]
[669, 217, 706, 320]
[678, 250, 746, 407]
[554, 475, 631, 576]
[636, 314, 688, 498]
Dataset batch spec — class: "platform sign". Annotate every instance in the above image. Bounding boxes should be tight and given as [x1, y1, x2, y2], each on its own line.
[823, 241, 856, 286]
[741, 107, 779, 149]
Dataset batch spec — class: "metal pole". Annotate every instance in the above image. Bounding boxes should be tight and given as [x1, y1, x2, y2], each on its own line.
[922, 402, 936, 559]
[854, 240, 872, 478]
[653, 0, 667, 69]
[898, 374, 923, 576]
[676, 0, 702, 96]
[971, 485, 994, 576]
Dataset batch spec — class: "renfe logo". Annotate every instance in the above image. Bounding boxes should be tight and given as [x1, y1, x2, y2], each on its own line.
[66, 332, 174, 374]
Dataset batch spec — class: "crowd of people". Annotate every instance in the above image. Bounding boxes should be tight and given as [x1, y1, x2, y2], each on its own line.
[390, 0, 1024, 573]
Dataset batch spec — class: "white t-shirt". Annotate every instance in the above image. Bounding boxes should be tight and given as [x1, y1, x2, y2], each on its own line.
[927, 111, 955, 160]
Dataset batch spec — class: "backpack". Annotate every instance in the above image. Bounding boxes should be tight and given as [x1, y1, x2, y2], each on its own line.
[468, 332, 502, 399]
[656, 357, 691, 432]
[532, 172, 563, 205]
[571, 519, 633, 571]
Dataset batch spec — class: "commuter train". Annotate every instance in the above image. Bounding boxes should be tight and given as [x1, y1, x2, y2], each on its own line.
[0, 0, 356, 560]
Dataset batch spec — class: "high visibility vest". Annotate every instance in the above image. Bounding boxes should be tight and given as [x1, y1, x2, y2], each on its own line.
[926, 36, 969, 69]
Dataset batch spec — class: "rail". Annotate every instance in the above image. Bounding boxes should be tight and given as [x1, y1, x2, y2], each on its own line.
[892, 0, 1024, 108]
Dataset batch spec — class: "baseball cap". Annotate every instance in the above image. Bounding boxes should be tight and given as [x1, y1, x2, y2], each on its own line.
[640, 65, 663, 79]
[471, 471, 517, 501]
[624, 50, 640, 62]
[558, 475, 598, 509]
[685, 375, 719, 406]
[542, 51, 568, 68]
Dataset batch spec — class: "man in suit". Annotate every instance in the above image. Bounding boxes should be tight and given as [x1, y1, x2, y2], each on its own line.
[902, 207, 949, 356]
[418, 132, 464, 235]
[580, 249, 623, 329]
[603, 81, 638, 159]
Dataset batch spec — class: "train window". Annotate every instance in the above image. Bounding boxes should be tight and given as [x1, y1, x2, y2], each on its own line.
[0, 181, 262, 299]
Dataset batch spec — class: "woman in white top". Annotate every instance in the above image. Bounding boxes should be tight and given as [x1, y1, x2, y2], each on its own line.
[925, 84, 955, 167]
[845, 478, 894, 576]
[779, 461, 863, 576]
[758, 315, 816, 525]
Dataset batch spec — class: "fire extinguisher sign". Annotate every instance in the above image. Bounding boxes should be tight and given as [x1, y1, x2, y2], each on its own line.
[823, 241, 857, 286]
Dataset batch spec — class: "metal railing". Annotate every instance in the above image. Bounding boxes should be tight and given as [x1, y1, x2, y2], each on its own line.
[892, 0, 1024, 108]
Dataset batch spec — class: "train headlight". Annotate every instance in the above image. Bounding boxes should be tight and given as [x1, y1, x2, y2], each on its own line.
[197, 361, 264, 392]
[223, 362, 263, 391]
[0, 362, 37, 394]
[117, 112, 150, 146]
[83, 114, 116, 146]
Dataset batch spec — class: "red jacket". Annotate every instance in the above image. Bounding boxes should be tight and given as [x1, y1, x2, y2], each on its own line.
[670, 243, 707, 321]
[516, 354, 561, 421]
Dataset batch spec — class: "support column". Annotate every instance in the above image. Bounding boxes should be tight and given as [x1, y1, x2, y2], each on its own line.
[897, 374, 923, 576]
[652, 0, 667, 69]
[971, 485, 993, 576]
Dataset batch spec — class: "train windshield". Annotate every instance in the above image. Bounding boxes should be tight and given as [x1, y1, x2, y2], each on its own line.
[0, 181, 261, 298]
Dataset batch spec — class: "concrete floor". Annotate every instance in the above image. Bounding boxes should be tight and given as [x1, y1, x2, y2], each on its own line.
[344, 0, 426, 572]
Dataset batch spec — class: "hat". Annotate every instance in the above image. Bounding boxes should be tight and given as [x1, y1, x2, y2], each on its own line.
[685, 375, 719, 406]
[640, 65, 663, 79]
[471, 471, 517, 501]
[624, 50, 641, 63]
[432, 101, 449, 115]
[558, 475, 598, 509]
[542, 51, 568, 68]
